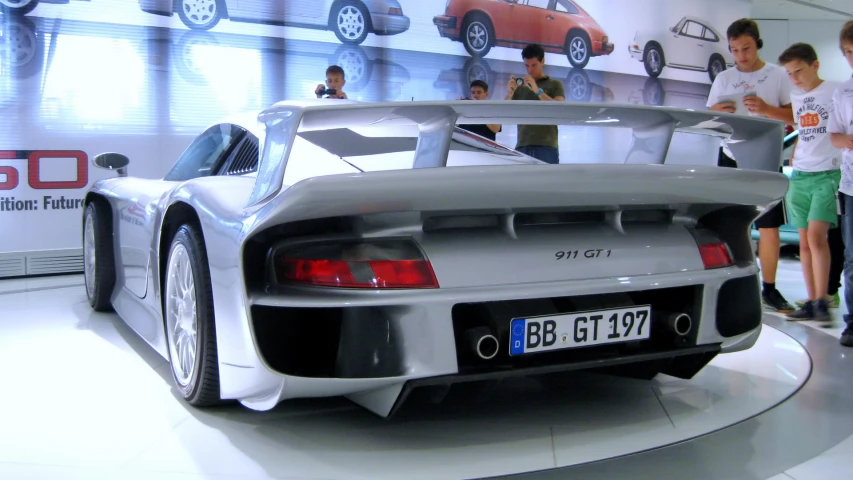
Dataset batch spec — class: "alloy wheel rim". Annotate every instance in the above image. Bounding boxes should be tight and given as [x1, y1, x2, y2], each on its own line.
[570, 37, 587, 63]
[83, 211, 96, 298]
[181, 0, 217, 26]
[337, 6, 365, 40]
[649, 51, 661, 73]
[467, 23, 487, 51]
[0, 0, 35, 8]
[166, 244, 198, 387]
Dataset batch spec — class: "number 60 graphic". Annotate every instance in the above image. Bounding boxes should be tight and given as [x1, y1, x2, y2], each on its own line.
[0, 150, 88, 190]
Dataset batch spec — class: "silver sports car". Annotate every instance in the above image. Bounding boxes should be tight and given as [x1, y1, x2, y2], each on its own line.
[82, 100, 788, 417]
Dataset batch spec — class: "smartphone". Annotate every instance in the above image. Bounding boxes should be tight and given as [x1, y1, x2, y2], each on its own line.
[717, 90, 757, 115]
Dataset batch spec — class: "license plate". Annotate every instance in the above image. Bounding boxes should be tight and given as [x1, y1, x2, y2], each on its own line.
[509, 305, 651, 356]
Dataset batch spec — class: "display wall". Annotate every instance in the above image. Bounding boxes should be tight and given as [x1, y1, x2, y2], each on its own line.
[0, 0, 751, 277]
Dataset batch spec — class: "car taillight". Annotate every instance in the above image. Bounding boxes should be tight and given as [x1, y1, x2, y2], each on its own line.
[699, 243, 733, 269]
[389, 7, 402, 15]
[273, 240, 438, 289]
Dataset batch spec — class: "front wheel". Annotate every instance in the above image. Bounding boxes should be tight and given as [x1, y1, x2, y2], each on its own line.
[164, 223, 222, 406]
[708, 54, 726, 82]
[83, 201, 115, 312]
[643, 44, 664, 78]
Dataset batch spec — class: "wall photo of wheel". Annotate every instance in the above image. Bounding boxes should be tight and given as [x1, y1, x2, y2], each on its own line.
[0, 0, 38, 16]
[138, 0, 410, 46]
[434, 0, 614, 68]
[629, 16, 733, 83]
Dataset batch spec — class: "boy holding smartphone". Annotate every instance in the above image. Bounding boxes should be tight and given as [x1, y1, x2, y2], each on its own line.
[706, 18, 795, 313]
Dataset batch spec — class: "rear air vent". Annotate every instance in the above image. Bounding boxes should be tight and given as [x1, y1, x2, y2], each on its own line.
[420, 209, 674, 234]
[226, 139, 259, 175]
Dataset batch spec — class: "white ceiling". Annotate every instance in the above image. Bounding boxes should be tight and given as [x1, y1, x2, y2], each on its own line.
[751, 0, 853, 20]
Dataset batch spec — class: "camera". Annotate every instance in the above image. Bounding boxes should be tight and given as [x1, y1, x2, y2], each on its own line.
[317, 86, 337, 96]
[515, 77, 524, 87]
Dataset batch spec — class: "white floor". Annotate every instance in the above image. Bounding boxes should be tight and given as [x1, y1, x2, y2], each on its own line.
[0, 272, 822, 480]
[762, 252, 853, 480]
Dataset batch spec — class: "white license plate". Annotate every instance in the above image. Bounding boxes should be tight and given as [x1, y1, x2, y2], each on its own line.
[509, 305, 651, 356]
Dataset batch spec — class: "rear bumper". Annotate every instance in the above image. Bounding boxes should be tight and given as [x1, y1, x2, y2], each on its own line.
[594, 40, 615, 56]
[433, 15, 459, 39]
[138, 0, 172, 16]
[370, 13, 410, 35]
[232, 265, 762, 416]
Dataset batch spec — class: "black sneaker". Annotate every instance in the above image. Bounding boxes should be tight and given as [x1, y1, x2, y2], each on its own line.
[763, 289, 795, 314]
[841, 324, 853, 347]
[786, 301, 815, 321]
[814, 299, 830, 322]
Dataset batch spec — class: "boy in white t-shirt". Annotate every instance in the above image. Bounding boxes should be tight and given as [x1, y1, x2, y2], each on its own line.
[828, 20, 853, 347]
[706, 18, 796, 314]
[778, 43, 841, 322]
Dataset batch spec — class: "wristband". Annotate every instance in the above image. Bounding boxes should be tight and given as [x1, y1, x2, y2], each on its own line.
[537, 88, 544, 96]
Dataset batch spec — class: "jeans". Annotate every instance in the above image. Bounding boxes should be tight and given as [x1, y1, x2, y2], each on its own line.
[840, 192, 853, 325]
[517, 145, 559, 164]
[829, 217, 844, 296]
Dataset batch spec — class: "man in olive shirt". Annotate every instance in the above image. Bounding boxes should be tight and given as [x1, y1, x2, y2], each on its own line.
[505, 43, 566, 164]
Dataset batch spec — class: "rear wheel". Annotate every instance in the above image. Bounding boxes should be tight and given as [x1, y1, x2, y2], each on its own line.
[164, 223, 222, 406]
[331, 1, 369, 44]
[462, 14, 493, 57]
[176, 0, 222, 30]
[708, 54, 726, 82]
[0, 0, 38, 16]
[566, 32, 590, 68]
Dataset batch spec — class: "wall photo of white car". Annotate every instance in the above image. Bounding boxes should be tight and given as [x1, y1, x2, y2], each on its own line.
[138, 0, 410, 44]
[81, 100, 788, 418]
[0, 0, 88, 16]
[628, 16, 734, 82]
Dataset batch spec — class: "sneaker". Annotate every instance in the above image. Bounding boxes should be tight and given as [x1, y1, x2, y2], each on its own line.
[763, 289, 795, 313]
[841, 325, 853, 347]
[795, 292, 840, 308]
[786, 301, 815, 321]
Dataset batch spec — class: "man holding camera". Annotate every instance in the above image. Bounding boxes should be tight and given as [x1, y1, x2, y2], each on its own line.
[505, 44, 566, 164]
[315, 65, 348, 99]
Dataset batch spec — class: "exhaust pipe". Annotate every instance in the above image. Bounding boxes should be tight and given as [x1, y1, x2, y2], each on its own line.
[664, 312, 692, 336]
[465, 326, 499, 360]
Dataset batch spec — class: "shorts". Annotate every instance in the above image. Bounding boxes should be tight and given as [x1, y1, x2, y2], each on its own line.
[717, 147, 788, 229]
[786, 169, 841, 229]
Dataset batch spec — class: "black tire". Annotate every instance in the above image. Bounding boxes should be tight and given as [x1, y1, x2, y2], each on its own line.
[175, 0, 222, 31]
[83, 201, 116, 312]
[708, 54, 726, 82]
[0, 0, 38, 16]
[462, 13, 493, 57]
[330, 1, 370, 45]
[643, 43, 664, 78]
[163, 223, 222, 406]
[565, 31, 590, 69]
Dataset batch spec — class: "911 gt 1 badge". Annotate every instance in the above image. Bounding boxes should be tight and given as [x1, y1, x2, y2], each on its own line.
[555, 249, 612, 260]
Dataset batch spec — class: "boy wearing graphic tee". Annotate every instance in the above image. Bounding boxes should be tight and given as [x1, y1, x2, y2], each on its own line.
[706, 18, 796, 313]
[779, 43, 841, 322]
[828, 20, 853, 347]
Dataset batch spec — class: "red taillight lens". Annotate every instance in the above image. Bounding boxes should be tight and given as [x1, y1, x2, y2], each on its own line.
[389, 7, 403, 15]
[274, 241, 438, 289]
[699, 243, 733, 269]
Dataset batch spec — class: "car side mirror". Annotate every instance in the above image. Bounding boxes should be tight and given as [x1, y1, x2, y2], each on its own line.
[93, 152, 130, 177]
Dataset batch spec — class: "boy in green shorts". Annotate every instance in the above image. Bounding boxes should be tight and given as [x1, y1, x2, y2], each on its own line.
[779, 43, 842, 321]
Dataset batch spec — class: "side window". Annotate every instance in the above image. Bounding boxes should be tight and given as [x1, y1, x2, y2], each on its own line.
[526, 0, 549, 9]
[555, 0, 579, 14]
[703, 27, 719, 42]
[682, 21, 704, 38]
[164, 124, 239, 181]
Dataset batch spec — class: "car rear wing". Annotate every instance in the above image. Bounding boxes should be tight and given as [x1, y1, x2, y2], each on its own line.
[247, 100, 785, 207]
